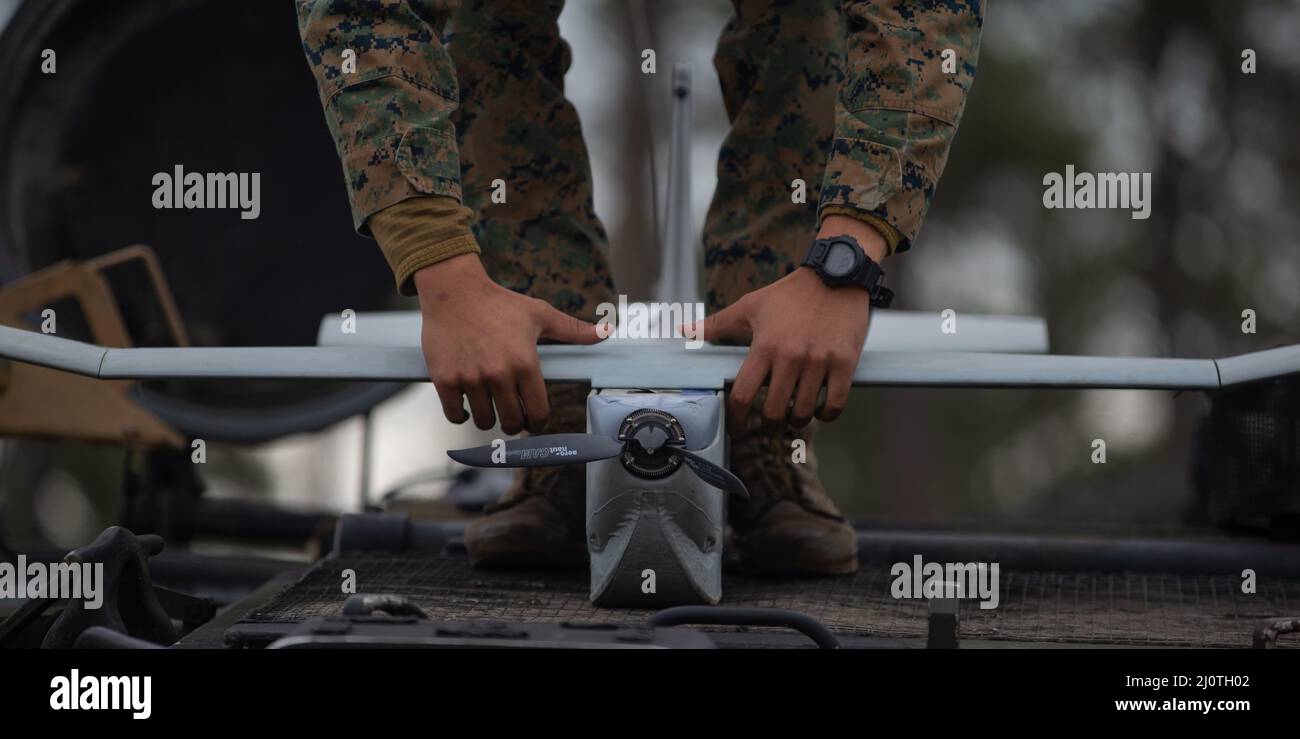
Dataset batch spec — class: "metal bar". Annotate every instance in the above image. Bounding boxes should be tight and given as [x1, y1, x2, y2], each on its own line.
[315, 309, 1052, 354]
[359, 410, 373, 512]
[647, 606, 841, 649]
[0, 324, 1269, 389]
[850, 350, 1218, 390]
[857, 529, 1300, 577]
[1214, 343, 1300, 386]
[100, 344, 426, 381]
[0, 324, 107, 375]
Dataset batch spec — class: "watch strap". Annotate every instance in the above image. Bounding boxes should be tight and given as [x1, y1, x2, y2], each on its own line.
[803, 237, 894, 309]
[801, 239, 830, 268]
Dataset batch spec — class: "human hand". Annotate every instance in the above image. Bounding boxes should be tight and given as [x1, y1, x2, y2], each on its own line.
[414, 253, 604, 434]
[691, 216, 888, 432]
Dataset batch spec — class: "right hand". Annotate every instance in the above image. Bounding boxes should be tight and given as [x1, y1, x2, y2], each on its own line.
[413, 253, 604, 434]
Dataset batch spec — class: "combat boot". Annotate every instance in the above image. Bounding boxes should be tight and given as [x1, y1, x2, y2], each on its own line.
[463, 384, 589, 569]
[728, 421, 859, 575]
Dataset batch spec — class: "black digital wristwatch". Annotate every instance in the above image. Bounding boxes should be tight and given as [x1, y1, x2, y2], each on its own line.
[800, 235, 894, 308]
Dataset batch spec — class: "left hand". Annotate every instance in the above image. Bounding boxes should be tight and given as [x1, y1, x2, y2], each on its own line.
[689, 215, 889, 433]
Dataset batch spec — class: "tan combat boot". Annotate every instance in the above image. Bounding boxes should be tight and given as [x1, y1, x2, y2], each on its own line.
[728, 421, 859, 575]
[463, 384, 589, 569]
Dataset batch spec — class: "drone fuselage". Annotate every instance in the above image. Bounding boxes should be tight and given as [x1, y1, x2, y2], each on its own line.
[586, 389, 727, 607]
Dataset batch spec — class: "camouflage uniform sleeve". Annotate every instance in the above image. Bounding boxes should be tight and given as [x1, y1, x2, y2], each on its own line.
[818, 0, 984, 253]
[296, 0, 464, 236]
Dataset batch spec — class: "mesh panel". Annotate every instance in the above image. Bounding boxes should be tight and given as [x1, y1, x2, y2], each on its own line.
[241, 555, 1299, 648]
[1202, 376, 1300, 535]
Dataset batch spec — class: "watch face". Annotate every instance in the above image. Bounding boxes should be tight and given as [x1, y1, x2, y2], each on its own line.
[823, 241, 859, 278]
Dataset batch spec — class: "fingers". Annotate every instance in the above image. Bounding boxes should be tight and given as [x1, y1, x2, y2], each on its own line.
[761, 349, 801, 428]
[434, 380, 469, 425]
[422, 292, 570, 433]
[791, 357, 829, 428]
[709, 299, 764, 433]
[685, 298, 752, 345]
[731, 345, 854, 430]
[817, 360, 853, 423]
[489, 375, 526, 436]
[535, 302, 604, 345]
[463, 383, 496, 431]
[517, 356, 549, 434]
[727, 344, 770, 435]
[434, 366, 546, 434]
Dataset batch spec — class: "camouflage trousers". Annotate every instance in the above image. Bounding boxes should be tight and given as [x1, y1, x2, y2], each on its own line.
[449, 0, 843, 319]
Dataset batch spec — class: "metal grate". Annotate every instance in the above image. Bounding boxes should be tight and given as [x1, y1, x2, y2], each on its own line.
[241, 555, 1299, 648]
[1200, 376, 1300, 535]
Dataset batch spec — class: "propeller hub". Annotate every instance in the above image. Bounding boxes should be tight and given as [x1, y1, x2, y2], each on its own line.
[617, 409, 686, 479]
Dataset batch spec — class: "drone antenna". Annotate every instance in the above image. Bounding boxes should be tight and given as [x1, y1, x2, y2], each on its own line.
[657, 62, 699, 307]
[628, 0, 662, 275]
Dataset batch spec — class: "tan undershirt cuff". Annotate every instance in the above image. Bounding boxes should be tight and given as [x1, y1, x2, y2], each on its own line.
[368, 195, 481, 296]
[818, 206, 903, 257]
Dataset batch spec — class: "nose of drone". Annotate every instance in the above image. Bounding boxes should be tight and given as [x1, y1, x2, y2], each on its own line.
[617, 408, 687, 479]
[613, 408, 748, 498]
[631, 424, 671, 452]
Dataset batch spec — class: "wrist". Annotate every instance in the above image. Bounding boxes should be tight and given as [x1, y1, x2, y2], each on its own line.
[793, 261, 867, 295]
[803, 225, 895, 309]
[369, 196, 480, 296]
[817, 215, 889, 264]
[413, 253, 490, 306]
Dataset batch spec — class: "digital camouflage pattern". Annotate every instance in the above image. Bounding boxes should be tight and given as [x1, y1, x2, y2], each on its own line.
[448, 0, 618, 317]
[296, 0, 982, 315]
[295, 0, 464, 234]
[704, 0, 847, 311]
[821, 0, 983, 255]
[297, 0, 616, 317]
[707, 0, 982, 311]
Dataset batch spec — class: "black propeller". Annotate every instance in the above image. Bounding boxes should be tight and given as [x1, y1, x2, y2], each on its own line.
[672, 448, 749, 500]
[448, 432, 748, 499]
[446, 433, 623, 468]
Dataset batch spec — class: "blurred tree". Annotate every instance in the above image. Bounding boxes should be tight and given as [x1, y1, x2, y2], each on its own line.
[821, 0, 1300, 530]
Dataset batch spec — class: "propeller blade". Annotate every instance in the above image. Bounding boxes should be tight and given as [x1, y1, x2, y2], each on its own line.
[671, 448, 750, 499]
[447, 433, 624, 468]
